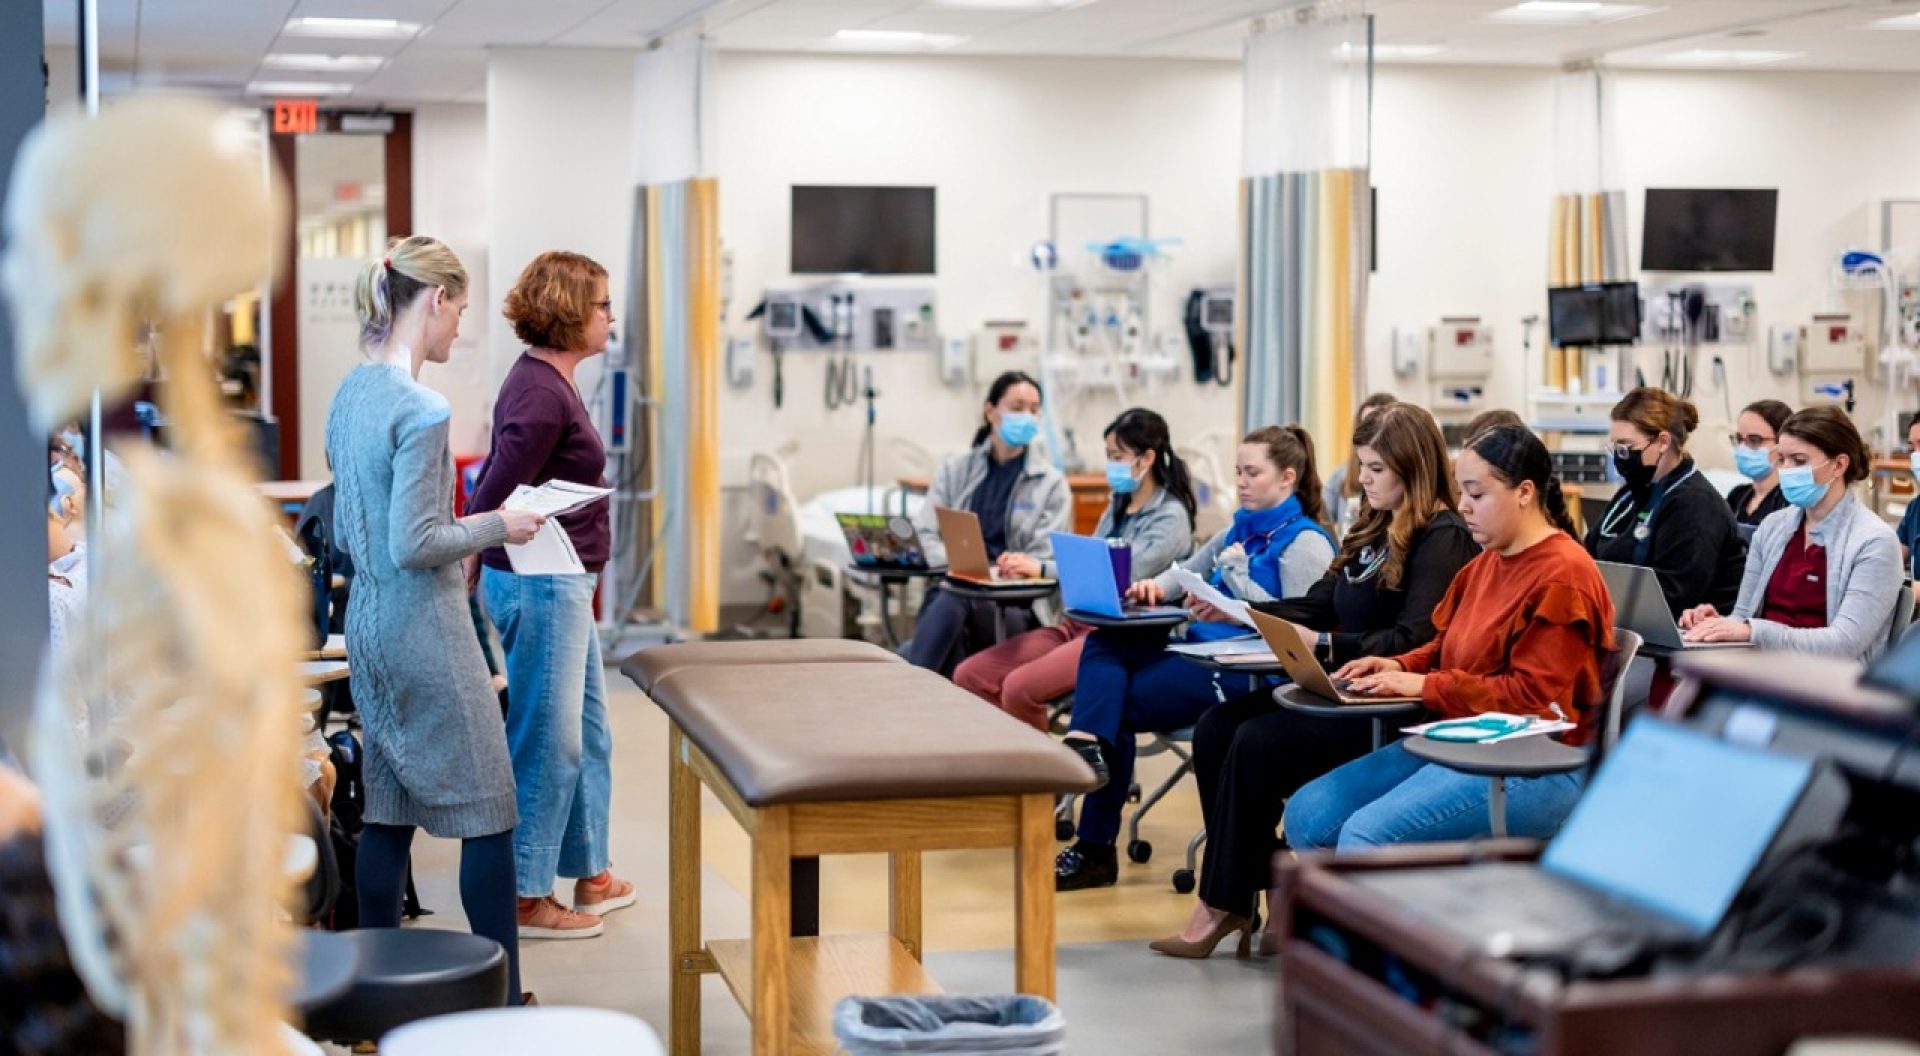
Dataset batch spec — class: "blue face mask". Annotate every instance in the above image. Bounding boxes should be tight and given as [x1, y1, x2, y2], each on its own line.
[1733, 444, 1774, 481]
[997, 410, 1039, 448]
[1778, 463, 1832, 509]
[1105, 459, 1140, 494]
[59, 429, 84, 461]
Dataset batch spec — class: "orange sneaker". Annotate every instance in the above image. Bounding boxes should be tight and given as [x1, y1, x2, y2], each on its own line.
[573, 871, 637, 917]
[517, 895, 604, 939]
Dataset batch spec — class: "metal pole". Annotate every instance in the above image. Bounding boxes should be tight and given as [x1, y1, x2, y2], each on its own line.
[80, 0, 104, 601]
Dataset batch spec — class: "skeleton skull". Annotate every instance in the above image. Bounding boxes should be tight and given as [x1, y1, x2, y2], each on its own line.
[2, 95, 286, 432]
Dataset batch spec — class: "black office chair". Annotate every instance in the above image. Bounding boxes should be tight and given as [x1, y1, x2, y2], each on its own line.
[300, 929, 508, 1045]
[1402, 629, 1642, 837]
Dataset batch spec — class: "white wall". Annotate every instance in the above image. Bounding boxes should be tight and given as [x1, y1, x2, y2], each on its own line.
[486, 47, 640, 419]
[712, 52, 1246, 500]
[411, 102, 494, 456]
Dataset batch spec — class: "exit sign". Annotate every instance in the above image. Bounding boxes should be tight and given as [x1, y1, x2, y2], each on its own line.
[273, 99, 318, 135]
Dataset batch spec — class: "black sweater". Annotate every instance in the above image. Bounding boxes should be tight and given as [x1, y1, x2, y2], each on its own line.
[1254, 509, 1479, 666]
[1583, 458, 1746, 616]
[1726, 480, 1790, 528]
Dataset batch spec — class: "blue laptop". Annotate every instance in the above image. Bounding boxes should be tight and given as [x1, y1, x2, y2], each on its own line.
[1051, 532, 1187, 620]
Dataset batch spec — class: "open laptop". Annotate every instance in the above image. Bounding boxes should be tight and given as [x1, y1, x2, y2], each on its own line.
[837, 512, 930, 572]
[934, 506, 1056, 589]
[1597, 561, 1750, 651]
[1051, 532, 1186, 620]
[1248, 609, 1423, 704]
[1354, 717, 1815, 959]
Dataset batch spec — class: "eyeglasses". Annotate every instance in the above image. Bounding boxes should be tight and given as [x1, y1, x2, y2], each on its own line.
[1607, 442, 1649, 461]
[1728, 433, 1775, 448]
[593, 299, 614, 316]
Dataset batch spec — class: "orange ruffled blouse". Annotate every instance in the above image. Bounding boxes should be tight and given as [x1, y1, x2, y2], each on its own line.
[1392, 530, 1616, 745]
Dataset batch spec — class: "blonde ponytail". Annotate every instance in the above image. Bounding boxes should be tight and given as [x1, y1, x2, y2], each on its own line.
[353, 235, 468, 351]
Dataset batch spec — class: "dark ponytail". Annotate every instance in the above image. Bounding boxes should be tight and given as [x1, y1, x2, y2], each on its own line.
[972, 370, 1044, 448]
[1245, 423, 1328, 527]
[1467, 424, 1576, 536]
[1103, 407, 1198, 530]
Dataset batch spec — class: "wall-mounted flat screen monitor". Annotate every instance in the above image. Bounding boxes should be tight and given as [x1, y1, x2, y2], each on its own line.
[791, 185, 936, 275]
[1641, 188, 1778, 272]
[1548, 281, 1641, 348]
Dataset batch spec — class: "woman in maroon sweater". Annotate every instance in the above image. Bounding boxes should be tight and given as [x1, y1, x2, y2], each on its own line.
[470, 251, 632, 939]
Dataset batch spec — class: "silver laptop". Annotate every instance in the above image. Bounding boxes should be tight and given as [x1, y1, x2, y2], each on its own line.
[1355, 718, 1813, 958]
[1598, 560, 1749, 651]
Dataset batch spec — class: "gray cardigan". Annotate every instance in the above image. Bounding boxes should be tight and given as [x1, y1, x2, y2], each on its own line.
[327, 363, 517, 838]
[1153, 520, 1335, 604]
[1046, 485, 1194, 581]
[1731, 493, 1901, 662]
[913, 443, 1071, 567]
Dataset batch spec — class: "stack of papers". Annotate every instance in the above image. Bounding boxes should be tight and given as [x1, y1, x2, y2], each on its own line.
[502, 481, 612, 575]
[1166, 638, 1271, 660]
[1405, 712, 1575, 745]
[1169, 568, 1257, 629]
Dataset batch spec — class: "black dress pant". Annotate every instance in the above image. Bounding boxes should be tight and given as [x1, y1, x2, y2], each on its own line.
[1192, 690, 1389, 917]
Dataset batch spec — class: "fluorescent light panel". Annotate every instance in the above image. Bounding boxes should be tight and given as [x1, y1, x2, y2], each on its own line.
[245, 79, 355, 96]
[1484, 2, 1656, 25]
[1657, 48, 1801, 65]
[934, 0, 1090, 8]
[262, 53, 385, 73]
[1337, 42, 1446, 60]
[834, 29, 968, 47]
[282, 16, 422, 40]
[1866, 11, 1920, 29]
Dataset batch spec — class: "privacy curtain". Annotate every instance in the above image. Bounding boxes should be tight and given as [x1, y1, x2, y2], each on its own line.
[1240, 4, 1372, 472]
[1546, 67, 1629, 393]
[629, 38, 720, 633]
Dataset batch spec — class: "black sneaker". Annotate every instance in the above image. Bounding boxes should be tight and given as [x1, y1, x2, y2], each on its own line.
[1067, 739, 1110, 790]
[1055, 843, 1118, 891]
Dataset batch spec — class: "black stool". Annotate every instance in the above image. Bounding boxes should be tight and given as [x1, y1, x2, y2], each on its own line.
[301, 928, 507, 1044]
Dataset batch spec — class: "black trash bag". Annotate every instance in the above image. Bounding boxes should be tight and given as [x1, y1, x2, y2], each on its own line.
[832, 995, 1065, 1055]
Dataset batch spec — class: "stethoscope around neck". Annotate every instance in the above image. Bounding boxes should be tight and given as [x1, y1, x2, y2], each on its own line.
[1598, 463, 1698, 542]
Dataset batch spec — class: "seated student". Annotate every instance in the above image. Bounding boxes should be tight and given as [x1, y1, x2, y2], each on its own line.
[1153, 403, 1479, 957]
[1055, 424, 1336, 890]
[1283, 424, 1615, 853]
[1322, 392, 1396, 536]
[1584, 388, 1744, 616]
[905, 371, 1071, 676]
[1895, 412, 1920, 601]
[1727, 399, 1794, 531]
[1681, 406, 1902, 661]
[953, 408, 1195, 730]
[1463, 408, 1526, 438]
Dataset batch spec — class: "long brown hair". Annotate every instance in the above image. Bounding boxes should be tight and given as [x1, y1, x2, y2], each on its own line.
[1244, 424, 1327, 526]
[1339, 392, 1398, 499]
[1332, 404, 1458, 590]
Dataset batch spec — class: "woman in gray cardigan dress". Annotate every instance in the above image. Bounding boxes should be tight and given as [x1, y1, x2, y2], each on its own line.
[327, 236, 544, 1004]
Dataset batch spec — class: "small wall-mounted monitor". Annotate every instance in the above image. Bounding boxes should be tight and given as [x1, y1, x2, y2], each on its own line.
[791, 185, 936, 275]
[1641, 188, 1778, 272]
[1548, 282, 1641, 348]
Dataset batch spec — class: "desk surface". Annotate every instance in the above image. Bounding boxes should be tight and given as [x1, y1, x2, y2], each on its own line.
[260, 480, 327, 504]
[299, 659, 350, 686]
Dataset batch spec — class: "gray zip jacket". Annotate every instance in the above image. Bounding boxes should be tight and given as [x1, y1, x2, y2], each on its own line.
[1046, 484, 1195, 581]
[913, 443, 1071, 567]
[1731, 494, 1901, 661]
[1152, 521, 1335, 604]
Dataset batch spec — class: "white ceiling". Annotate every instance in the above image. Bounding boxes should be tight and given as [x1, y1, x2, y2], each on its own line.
[41, 0, 1920, 107]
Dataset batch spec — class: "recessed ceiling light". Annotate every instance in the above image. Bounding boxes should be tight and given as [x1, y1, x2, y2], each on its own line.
[245, 79, 355, 96]
[1484, 2, 1656, 25]
[833, 29, 968, 48]
[1336, 42, 1447, 61]
[282, 16, 422, 40]
[934, 0, 1092, 8]
[1656, 48, 1801, 65]
[261, 53, 385, 73]
[1865, 10, 1920, 29]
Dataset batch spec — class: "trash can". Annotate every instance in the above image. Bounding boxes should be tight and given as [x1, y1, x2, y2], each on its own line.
[832, 995, 1065, 1055]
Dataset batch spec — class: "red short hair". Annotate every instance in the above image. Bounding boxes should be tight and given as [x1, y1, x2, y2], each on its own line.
[502, 250, 608, 351]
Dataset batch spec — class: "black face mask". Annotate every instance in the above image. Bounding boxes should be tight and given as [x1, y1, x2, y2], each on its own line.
[1613, 448, 1658, 494]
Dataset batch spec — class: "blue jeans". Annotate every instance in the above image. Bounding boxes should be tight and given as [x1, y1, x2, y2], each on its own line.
[480, 568, 612, 896]
[1069, 629, 1262, 846]
[1283, 741, 1585, 852]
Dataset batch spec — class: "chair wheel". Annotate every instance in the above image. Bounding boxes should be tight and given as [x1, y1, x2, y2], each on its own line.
[1055, 817, 1074, 841]
[1127, 782, 1142, 804]
[1127, 839, 1153, 864]
[1171, 869, 1195, 894]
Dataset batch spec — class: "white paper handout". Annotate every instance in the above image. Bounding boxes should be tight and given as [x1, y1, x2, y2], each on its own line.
[502, 482, 609, 575]
[1404, 712, 1576, 745]
[1169, 567, 1257, 630]
[1166, 637, 1269, 659]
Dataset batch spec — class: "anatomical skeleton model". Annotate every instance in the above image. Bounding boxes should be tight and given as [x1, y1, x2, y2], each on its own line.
[2, 96, 307, 1054]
